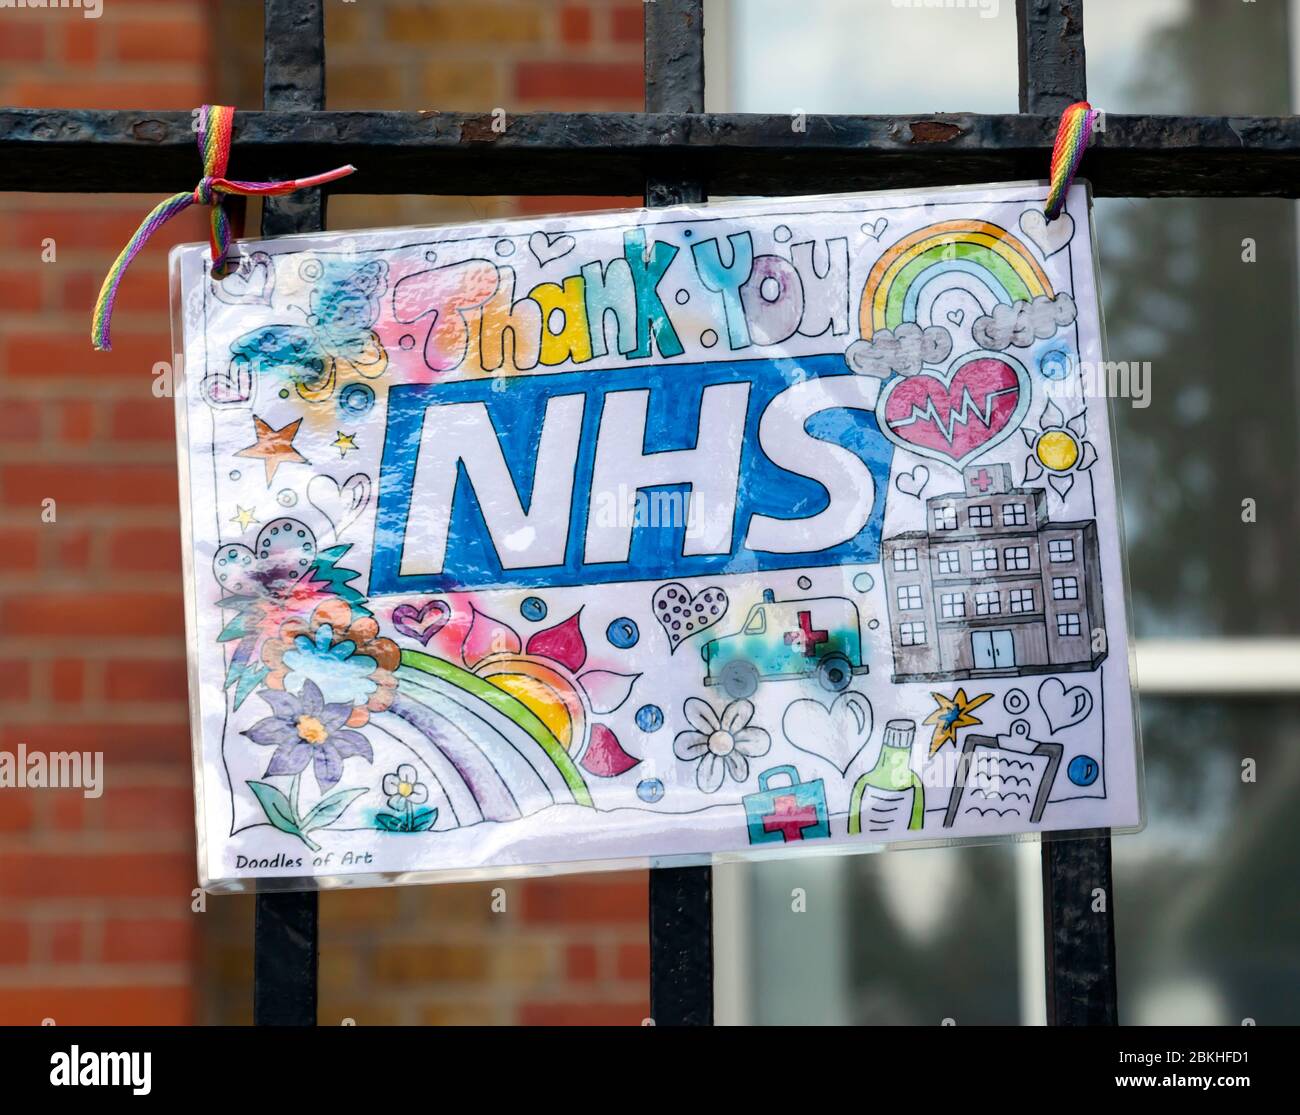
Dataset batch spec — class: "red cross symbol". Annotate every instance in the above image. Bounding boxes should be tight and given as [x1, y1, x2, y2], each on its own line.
[784, 610, 828, 657]
[970, 468, 994, 492]
[761, 794, 820, 841]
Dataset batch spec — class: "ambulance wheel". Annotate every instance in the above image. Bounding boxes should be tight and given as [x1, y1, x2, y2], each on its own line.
[817, 654, 852, 693]
[720, 660, 759, 699]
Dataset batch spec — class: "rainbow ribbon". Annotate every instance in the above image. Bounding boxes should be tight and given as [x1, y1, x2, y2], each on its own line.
[1044, 101, 1098, 222]
[91, 104, 355, 351]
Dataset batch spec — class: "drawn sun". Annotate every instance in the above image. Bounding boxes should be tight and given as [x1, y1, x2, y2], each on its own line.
[1021, 400, 1097, 498]
[460, 607, 641, 778]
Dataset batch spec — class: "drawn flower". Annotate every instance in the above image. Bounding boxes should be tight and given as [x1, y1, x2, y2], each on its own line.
[1021, 399, 1096, 499]
[456, 607, 641, 778]
[213, 518, 370, 708]
[261, 598, 399, 727]
[244, 679, 374, 793]
[673, 698, 771, 793]
[375, 763, 438, 833]
[382, 763, 429, 811]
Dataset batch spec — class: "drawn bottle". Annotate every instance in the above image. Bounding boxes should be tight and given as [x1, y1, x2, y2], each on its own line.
[848, 719, 925, 835]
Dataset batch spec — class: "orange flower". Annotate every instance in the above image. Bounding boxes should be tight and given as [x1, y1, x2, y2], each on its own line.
[261, 599, 399, 727]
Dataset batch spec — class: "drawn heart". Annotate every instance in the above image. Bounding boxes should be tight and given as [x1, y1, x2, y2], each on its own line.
[1019, 209, 1075, 258]
[782, 691, 874, 775]
[946, 308, 966, 327]
[1038, 677, 1093, 732]
[212, 518, 319, 598]
[211, 250, 275, 306]
[200, 362, 254, 409]
[860, 217, 888, 241]
[306, 473, 371, 539]
[392, 600, 451, 645]
[652, 583, 728, 653]
[528, 230, 576, 267]
[895, 464, 930, 498]
[876, 351, 1030, 468]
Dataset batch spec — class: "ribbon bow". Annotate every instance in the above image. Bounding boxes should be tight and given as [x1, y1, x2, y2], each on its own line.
[91, 105, 355, 351]
[1044, 101, 1098, 222]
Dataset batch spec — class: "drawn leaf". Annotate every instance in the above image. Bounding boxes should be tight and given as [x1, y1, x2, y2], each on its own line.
[374, 813, 403, 831]
[411, 808, 438, 832]
[300, 786, 367, 832]
[247, 781, 301, 836]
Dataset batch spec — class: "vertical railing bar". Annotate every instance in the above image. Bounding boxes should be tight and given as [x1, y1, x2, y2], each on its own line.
[644, 0, 714, 1027]
[1016, 0, 1120, 1026]
[1016, 0, 1088, 115]
[252, 0, 326, 1027]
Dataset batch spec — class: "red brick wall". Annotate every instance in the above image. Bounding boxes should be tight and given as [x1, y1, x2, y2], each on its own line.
[0, 0, 653, 1026]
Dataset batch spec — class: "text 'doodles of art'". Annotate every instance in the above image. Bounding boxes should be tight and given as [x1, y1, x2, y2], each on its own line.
[172, 183, 1143, 890]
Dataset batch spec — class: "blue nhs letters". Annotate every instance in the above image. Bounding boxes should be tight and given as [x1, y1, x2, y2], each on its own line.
[370, 354, 893, 593]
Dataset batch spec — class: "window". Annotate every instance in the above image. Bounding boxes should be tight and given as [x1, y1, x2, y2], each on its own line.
[969, 505, 992, 527]
[937, 551, 960, 574]
[1048, 538, 1075, 563]
[893, 548, 918, 572]
[1009, 588, 1035, 614]
[1052, 576, 1080, 601]
[744, 609, 766, 635]
[899, 621, 926, 647]
[897, 585, 922, 611]
[975, 590, 1000, 616]
[1056, 613, 1081, 637]
[933, 506, 957, 531]
[940, 592, 966, 619]
[1002, 502, 1027, 526]
[972, 547, 998, 572]
[1005, 546, 1031, 571]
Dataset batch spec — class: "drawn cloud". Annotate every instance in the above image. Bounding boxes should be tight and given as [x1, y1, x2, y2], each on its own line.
[972, 293, 1077, 351]
[845, 323, 952, 378]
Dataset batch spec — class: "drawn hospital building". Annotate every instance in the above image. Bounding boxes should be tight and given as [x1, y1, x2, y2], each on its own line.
[881, 464, 1106, 682]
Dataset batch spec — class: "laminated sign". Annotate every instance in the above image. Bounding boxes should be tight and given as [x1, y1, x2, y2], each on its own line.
[172, 183, 1143, 891]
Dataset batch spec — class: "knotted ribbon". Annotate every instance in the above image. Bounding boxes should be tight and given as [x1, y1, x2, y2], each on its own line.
[1044, 101, 1098, 222]
[92, 104, 355, 351]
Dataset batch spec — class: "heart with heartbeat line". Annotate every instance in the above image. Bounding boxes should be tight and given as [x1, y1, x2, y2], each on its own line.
[875, 351, 1031, 468]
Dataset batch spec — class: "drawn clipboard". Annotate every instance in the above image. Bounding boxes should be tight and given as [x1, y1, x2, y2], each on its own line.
[943, 733, 1063, 828]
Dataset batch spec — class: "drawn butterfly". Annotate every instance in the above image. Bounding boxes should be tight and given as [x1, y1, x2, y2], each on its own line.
[226, 258, 389, 404]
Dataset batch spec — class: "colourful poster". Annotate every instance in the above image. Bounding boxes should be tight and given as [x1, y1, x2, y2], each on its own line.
[172, 183, 1142, 891]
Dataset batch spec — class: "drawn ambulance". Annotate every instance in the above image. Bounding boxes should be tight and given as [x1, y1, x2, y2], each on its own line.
[702, 589, 868, 698]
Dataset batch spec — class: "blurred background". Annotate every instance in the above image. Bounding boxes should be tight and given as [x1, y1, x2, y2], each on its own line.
[0, 0, 1296, 1025]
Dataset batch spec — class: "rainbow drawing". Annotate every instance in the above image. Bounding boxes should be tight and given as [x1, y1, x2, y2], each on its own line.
[859, 219, 1054, 340]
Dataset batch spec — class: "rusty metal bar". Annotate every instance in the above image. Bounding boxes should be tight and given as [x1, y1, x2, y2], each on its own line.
[645, 0, 713, 1028]
[252, 0, 324, 1028]
[2, 109, 1297, 198]
[1017, 0, 1087, 114]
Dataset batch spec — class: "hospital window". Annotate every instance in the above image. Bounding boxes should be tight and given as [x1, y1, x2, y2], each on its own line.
[937, 551, 960, 574]
[1057, 613, 1082, 637]
[1053, 576, 1080, 601]
[897, 585, 923, 611]
[933, 506, 957, 530]
[975, 591, 1000, 616]
[1048, 538, 1075, 563]
[899, 621, 926, 647]
[1003, 502, 1028, 526]
[893, 548, 919, 572]
[1009, 588, 1035, 613]
[969, 505, 992, 528]
[972, 547, 998, 572]
[940, 593, 966, 619]
[1005, 546, 1031, 571]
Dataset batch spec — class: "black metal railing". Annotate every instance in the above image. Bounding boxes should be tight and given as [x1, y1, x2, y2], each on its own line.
[6, 0, 1293, 1026]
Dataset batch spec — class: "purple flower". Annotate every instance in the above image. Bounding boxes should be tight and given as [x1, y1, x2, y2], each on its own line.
[243, 679, 373, 792]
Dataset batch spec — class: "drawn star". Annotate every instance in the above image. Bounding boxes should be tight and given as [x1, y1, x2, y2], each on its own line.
[229, 506, 259, 532]
[333, 431, 358, 457]
[235, 416, 308, 485]
[923, 687, 993, 756]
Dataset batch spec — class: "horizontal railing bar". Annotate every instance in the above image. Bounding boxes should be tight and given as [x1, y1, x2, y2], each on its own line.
[2, 109, 1297, 198]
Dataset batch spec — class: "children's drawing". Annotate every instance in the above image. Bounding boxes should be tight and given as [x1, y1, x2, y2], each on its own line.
[173, 183, 1142, 890]
[743, 765, 830, 844]
[781, 690, 873, 774]
[702, 589, 867, 698]
[1038, 676, 1094, 732]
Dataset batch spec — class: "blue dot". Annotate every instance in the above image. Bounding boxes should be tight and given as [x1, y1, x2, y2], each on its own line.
[607, 617, 639, 648]
[853, 571, 875, 593]
[637, 778, 665, 803]
[1040, 349, 1072, 381]
[339, 383, 375, 417]
[520, 596, 547, 622]
[635, 704, 664, 733]
[1068, 755, 1099, 787]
